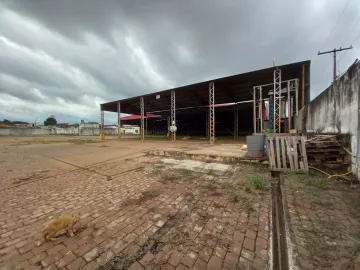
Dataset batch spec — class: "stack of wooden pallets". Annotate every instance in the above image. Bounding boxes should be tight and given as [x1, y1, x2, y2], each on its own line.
[305, 135, 347, 165]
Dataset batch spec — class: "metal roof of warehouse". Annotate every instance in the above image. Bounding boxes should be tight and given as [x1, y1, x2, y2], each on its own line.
[101, 60, 311, 115]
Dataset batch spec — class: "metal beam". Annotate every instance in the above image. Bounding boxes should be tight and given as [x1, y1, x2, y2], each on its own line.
[234, 103, 238, 139]
[117, 101, 121, 138]
[273, 68, 282, 133]
[287, 81, 291, 131]
[100, 105, 105, 140]
[253, 88, 256, 134]
[171, 90, 176, 142]
[209, 82, 215, 143]
[206, 110, 209, 139]
[295, 79, 299, 115]
[140, 97, 145, 141]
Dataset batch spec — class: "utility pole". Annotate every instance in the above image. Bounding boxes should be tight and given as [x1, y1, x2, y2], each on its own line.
[318, 46, 353, 82]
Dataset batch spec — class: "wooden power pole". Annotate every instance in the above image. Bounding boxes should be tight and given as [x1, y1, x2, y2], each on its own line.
[318, 46, 353, 82]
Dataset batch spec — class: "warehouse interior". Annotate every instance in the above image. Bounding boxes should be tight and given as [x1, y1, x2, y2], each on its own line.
[100, 60, 311, 142]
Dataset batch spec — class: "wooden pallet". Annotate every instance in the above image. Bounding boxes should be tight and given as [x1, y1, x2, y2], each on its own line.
[267, 135, 309, 173]
[305, 134, 347, 165]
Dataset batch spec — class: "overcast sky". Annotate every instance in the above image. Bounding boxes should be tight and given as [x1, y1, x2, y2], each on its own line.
[0, 0, 359, 124]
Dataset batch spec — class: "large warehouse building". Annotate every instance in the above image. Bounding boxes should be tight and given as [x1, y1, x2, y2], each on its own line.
[100, 60, 311, 142]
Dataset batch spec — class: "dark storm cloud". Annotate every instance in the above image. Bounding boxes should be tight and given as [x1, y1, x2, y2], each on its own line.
[0, 0, 359, 123]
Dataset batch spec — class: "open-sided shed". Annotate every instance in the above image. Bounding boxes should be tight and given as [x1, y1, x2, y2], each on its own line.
[100, 60, 311, 141]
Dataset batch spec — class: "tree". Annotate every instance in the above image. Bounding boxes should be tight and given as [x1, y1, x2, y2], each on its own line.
[44, 117, 57, 126]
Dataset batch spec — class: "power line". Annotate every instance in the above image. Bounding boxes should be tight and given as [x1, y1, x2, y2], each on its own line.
[340, 14, 360, 47]
[340, 15, 360, 46]
[318, 46, 353, 82]
[352, 31, 360, 44]
[319, 0, 351, 50]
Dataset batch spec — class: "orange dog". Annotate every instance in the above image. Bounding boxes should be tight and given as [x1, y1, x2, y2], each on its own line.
[42, 213, 80, 241]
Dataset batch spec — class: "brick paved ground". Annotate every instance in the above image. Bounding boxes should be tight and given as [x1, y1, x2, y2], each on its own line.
[284, 173, 360, 270]
[0, 137, 271, 270]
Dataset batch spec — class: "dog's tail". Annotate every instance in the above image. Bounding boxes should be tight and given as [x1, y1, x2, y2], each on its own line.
[42, 228, 49, 241]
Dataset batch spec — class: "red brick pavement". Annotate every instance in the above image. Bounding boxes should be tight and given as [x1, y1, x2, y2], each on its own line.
[0, 156, 271, 269]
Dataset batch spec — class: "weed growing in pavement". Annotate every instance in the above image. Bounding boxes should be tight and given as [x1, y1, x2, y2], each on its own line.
[141, 189, 161, 199]
[249, 176, 268, 190]
[350, 232, 360, 256]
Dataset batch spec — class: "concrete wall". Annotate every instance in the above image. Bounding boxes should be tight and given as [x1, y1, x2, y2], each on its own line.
[51, 127, 79, 135]
[306, 60, 360, 178]
[0, 128, 50, 136]
[0, 127, 122, 136]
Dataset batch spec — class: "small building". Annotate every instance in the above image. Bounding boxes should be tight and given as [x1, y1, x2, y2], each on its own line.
[79, 122, 99, 129]
[121, 125, 140, 135]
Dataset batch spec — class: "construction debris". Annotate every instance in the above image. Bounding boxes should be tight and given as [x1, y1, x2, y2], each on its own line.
[305, 135, 347, 165]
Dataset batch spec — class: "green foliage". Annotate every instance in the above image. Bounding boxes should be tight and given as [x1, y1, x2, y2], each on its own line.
[249, 176, 267, 190]
[44, 117, 57, 126]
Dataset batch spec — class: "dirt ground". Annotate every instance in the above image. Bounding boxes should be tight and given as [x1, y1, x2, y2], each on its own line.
[284, 171, 360, 270]
[0, 136, 270, 270]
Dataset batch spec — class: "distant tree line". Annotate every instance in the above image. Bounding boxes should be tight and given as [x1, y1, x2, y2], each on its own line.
[0, 119, 28, 124]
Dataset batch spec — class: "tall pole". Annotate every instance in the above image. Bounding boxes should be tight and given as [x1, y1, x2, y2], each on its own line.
[253, 87, 256, 134]
[273, 68, 282, 133]
[117, 101, 121, 138]
[171, 90, 176, 142]
[100, 105, 105, 140]
[209, 82, 215, 144]
[318, 46, 353, 82]
[140, 97, 145, 141]
[234, 103, 238, 139]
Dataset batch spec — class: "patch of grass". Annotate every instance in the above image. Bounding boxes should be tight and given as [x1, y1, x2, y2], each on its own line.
[207, 168, 216, 176]
[350, 232, 360, 256]
[141, 189, 161, 199]
[121, 198, 138, 206]
[122, 189, 161, 206]
[287, 172, 300, 180]
[249, 176, 267, 190]
[288, 172, 331, 189]
[160, 173, 177, 183]
[167, 226, 190, 246]
[304, 242, 314, 251]
[304, 177, 330, 189]
[177, 168, 192, 177]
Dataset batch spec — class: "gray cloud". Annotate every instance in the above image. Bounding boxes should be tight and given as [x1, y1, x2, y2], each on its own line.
[0, 0, 359, 124]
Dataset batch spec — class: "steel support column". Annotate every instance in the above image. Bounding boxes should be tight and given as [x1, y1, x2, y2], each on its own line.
[295, 78, 299, 115]
[259, 86, 263, 132]
[140, 97, 145, 141]
[273, 68, 282, 133]
[209, 82, 215, 144]
[234, 103, 238, 139]
[117, 101, 121, 138]
[167, 116, 170, 138]
[253, 88, 256, 134]
[206, 110, 209, 139]
[287, 81, 291, 131]
[253, 86, 263, 134]
[100, 106, 105, 140]
[171, 90, 176, 142]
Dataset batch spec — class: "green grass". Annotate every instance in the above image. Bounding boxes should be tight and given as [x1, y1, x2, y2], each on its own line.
[249, 176, 267, 190]
[350, 232, 360, 256]
[141, 189, 161, 199]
